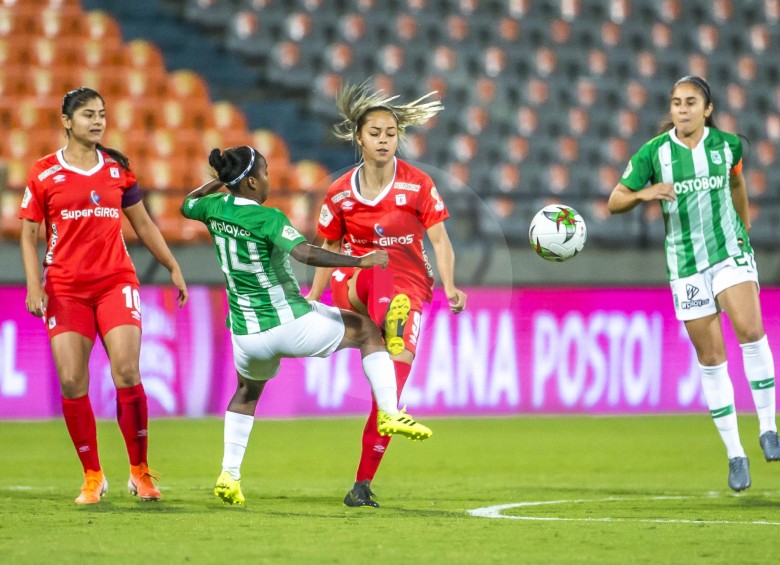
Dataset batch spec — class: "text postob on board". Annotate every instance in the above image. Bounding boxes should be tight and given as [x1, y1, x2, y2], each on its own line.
[1, 286, 774, 419]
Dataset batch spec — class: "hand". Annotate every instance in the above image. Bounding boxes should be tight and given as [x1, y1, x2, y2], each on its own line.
[25, 285, 48, 318]
[641, 182, 676, 203]
[170, 265, 189, 307]
[358, 250, 389, 269]
[446, 287, 467, 314]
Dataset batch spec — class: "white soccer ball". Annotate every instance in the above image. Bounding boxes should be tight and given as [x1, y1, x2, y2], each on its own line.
[528, 204, 587, 262]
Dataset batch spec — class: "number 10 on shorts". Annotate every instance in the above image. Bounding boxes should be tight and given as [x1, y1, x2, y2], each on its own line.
[122, 285, 141, 312]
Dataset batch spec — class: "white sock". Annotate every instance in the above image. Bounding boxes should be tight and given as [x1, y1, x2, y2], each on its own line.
[362, 351, 399, 414]
[222, 411, 254, 480]
[741, 335, 777, 434]
[700, 362, 745, 459]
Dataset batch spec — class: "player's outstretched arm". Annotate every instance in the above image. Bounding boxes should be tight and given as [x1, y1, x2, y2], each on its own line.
[290, 243, 388, 270]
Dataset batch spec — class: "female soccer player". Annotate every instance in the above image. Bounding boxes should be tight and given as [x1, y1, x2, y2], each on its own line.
[306, 83, 467, 507]
[19, 87, 189, 504]
[181, 146, 432, 506]
[608, 75, 779, 492]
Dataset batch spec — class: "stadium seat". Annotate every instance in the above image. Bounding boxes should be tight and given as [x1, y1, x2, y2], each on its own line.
[145, 191, 210, 243]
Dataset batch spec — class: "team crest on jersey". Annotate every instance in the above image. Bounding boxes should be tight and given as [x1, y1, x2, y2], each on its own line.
[622, 161, 633, 179]
[395, 194, 407, 206]
[281, 225, 302, 241]
[21, 187, 32, 209]
[53, 174, 66, 183]
[319, 204, 333, 227]
[110, 167, 120, 178]
[710, 150, 722, 164]
[48, 316, 57, 329]
[38, 164, 62, 181]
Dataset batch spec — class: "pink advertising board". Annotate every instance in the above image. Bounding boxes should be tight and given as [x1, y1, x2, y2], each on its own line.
[0, 286, 776, 420]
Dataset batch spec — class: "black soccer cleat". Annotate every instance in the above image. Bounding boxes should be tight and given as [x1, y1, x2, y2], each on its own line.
[343, 480, 379, 508]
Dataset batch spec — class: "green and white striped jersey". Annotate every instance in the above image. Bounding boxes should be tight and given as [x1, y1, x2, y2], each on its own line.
[182, 193, 312, 334]
[620, 127, 749, 280]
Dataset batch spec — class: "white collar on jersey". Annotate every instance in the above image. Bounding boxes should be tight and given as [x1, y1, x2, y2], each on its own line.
[233, 195, 260, 206]
[669, 126, 710, 149]
[56, 148, 105, 176]
[350, 157, 397, 207]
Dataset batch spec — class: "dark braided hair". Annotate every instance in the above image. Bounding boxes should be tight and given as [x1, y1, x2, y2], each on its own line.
[62, 87, 130, 170]
[208, 146, 265, 192]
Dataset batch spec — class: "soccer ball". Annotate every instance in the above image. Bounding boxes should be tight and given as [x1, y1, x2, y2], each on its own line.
[528, 204, 587, 262]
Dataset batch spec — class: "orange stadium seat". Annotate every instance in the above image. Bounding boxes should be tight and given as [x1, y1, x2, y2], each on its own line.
[159, 96, 212, 130]
[0, 66, 27, 98]
[109, 97, 158, 132]
[12, 96, 61, 130]
[251, 129, 291, 164]
[37, 6, 84, 38]
[211, 101, 248, 131]
[122, 39, 166, 73]
[0, 189, 23, 240]
[166, 70, 210, 105]
[145, 191, 210, 243]
[83, 11, 122, 45]
[73, 37, 124, 69]
[289, 160, 330, 192]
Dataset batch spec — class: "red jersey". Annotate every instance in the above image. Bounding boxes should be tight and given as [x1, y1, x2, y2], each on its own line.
[317, 158, 449, 303]
[19, 149, 142, 291]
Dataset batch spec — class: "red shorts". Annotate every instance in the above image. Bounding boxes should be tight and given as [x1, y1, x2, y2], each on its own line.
[330, 267, 424, 356]
[44, 282, 142, 340]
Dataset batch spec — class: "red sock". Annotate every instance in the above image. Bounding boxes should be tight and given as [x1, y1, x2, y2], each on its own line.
[61, 395, 100, 473]
[116, 383, 149, 466]
[356, 361, 412, 482]
[354, 267, 395, 327]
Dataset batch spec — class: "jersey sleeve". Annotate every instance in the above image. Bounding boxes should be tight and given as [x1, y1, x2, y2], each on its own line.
[121, 168, 143, 208]
[417, 178, 450, 228]
[316, 189, 346, 241]
[181, 194, 211, 222]
[619, 144, 654, 191]
[269, 210, 308, 253]
[729, 135, 744, 175]
[18, 167, 45, 223]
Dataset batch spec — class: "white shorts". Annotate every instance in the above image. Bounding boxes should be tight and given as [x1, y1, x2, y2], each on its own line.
[670, 252, 759, 321]
[231, 301, 345, 381]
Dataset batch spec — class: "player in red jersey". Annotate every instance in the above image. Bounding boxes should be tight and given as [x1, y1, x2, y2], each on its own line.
[306, 83, 467, 507]
[18, 87, 189, 504]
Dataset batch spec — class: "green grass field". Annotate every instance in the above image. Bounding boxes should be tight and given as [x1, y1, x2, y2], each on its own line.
[1, 415, 779, 564]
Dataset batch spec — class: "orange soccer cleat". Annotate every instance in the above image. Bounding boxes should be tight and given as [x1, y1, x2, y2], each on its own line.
[75, 469, 108, 504]
[128, 463, 162, 501]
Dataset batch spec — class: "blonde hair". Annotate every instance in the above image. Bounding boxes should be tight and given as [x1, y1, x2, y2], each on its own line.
[333, 81, 443, 143]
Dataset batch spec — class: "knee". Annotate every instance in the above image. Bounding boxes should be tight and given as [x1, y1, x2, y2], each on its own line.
[739, 331, 765, 346]
[58, 372, 88, 397]
[112, 360, 140, 387]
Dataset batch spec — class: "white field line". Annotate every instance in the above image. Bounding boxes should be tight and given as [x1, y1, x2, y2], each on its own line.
[468, 496, 780, 526]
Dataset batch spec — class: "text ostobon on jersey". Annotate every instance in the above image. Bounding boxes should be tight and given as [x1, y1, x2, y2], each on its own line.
[60, 207, 119, 220]
[673, 175, 725, 195]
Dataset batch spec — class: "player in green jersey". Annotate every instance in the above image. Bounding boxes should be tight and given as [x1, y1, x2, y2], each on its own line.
[608, 75, 779, 492]
[181, 146, 433, 505]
